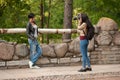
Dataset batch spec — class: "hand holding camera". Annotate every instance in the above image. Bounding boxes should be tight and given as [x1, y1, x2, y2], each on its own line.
[73, 13, 82, 26]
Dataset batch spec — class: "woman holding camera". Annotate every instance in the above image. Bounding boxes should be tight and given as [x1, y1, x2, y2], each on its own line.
[77, 13, 92, 72]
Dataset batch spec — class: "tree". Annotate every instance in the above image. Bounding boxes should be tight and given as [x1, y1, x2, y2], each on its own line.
[46, 0, 51, 44]
[1, 0, 120, 43]
[40, 0, 44, 43]
[0, 0, 30, 43]
[63, 0, 73, 42]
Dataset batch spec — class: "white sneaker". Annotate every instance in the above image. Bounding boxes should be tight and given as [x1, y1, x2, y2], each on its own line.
[29, 61, 34, 68]
[29, 61, 40, 69]
[31, 65, 40, 69]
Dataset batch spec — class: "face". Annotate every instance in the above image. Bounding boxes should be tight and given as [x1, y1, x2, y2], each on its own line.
[79, 17, 82, 22]
[78, 14, 82, 24]
[29, 17, 35, 23]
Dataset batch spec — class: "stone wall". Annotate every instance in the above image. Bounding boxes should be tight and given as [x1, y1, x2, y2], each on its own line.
[91, 17, 120, 64]
[0, 17, 120, 68]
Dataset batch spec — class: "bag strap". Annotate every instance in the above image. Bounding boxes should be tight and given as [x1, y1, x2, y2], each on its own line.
[82, 30, 89, 40]
[83, 30, 87, 36]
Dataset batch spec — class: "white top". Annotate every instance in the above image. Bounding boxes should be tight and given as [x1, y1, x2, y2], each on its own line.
[33, 24, 38, 38]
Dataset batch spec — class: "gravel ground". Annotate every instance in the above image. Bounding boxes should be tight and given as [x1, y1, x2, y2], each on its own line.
[89, 76, 120, 80]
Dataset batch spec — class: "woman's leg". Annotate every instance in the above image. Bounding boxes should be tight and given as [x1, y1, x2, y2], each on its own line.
[80, 40, 87, 69]
[31, 40, 42, 63]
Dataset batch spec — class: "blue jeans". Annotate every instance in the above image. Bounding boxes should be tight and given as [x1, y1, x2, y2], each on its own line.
[80, 39, 91, 68]
[28, 39, 42, 64]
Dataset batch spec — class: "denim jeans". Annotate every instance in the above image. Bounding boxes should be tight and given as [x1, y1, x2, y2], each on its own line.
[28, 39, 42, 64]
[80, 39, 91, 68]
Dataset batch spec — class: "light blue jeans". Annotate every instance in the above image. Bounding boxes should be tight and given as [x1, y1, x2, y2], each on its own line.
[80, 39, 91, 68]
[28, 39, 42, 65]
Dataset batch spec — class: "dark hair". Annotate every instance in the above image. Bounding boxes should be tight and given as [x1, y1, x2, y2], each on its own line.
[80, 13, 93, 29]
[28, 13, 35, 18]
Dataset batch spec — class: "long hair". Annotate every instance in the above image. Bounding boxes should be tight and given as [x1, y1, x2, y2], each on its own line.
[80, 13, 93, 29]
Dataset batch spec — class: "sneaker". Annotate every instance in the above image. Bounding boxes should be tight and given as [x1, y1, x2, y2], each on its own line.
[86, 67, 92, 71]
[78, 68, 86, 72]
[31, 65, 40, 69]
[29, 61, 34, 68]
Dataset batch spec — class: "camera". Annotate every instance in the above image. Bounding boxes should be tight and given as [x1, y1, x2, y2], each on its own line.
[73, 13, 81, 20]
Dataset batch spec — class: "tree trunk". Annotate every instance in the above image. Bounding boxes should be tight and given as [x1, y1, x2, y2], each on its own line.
[63, 0, 73, 42]
[40, 0, 44, 43]
[46, 0, 51, 44]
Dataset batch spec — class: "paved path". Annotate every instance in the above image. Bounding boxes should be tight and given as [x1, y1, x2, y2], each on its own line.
[0, 64, 120, 80]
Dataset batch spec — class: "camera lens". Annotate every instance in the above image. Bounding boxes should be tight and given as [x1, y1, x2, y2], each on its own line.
[73, 16, 78, 20]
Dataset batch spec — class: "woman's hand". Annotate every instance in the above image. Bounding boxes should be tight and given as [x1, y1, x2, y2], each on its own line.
[78, 18, 82, 26]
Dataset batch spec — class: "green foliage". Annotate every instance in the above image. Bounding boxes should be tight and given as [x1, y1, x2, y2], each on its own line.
[0, 0, 120, 43]
[73, 0, 120, 25]
[0, 34, 28, 43]
[0, 0, 31, 43]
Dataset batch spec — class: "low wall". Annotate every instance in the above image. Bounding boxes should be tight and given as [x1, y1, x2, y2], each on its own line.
[0, 17, 120, 69]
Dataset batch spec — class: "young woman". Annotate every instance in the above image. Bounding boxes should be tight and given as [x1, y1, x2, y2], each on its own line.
[77, 13, 92, 72]
[26, 13, 42, 69]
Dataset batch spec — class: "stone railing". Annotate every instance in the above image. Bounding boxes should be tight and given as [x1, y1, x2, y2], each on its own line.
[0, 17, 120, 69]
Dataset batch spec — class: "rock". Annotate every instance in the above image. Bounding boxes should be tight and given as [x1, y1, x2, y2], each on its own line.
[96, 17, 118, 31]
[94, 25, 100, 34]
[15, 44, 29, 58]
[109, 31, 116, 35]
[88, 38, 95, 51]
[65, 52, 74, 57]
[113, 32, 120, 45]
[13, 55, 19, 60]
[36, 58, 50, 64]
[8, 42, 15, 45]
[69, 37, 80, 54]
[0, 42, 14, 60]
[41, 44, 56, 58]
[59, 58, 71, 64]
[96, 31, 112, 46]
[6, 60, 29, 66]
[54, 43, 68, 58]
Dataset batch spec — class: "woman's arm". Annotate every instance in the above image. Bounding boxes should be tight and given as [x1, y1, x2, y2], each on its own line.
[77, 23, 87, 30]
[26, 23, 35, 40]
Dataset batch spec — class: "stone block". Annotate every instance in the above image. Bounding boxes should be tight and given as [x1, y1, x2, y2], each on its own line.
[96, 17, 118, 31]
[6, 60, 29, 66]
[111, 46, 120, 51]
[15, 44, 29, 58]
[0, 42, 14, 60]
[101, 51, 120, 55]
[41, 44, 56, 58]
[13, 55, 19, 60]
[0, 61, 5, 67]
[90, 55, 99, 59]
[69, 37, 80, 54]
[71, 58, 80, 63]
[65, 52, 73, 57]
[36, 58, 50, 65]
[54, 43, 68, 58]
[98, 60, 120, 64]
[59, 58, 71, 64]
[40, 64, 55, 67]
[96, 31, 112, 46]
[113, 32, 120, 45]
[50, 58, 58, 64]
[70, 62, 81, 66]
[90, 51, 101, 55]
